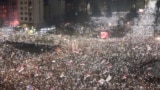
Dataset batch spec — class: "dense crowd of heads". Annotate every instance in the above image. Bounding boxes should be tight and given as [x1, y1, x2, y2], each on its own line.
[0, 35, 160, 90]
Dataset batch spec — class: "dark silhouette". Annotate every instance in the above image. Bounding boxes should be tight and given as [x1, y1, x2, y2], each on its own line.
[90, 0, 101, 16]
[126, 7, 138, 21]
[156, 0, 160, 12]
[155, 0, 160, 25]
[106, 0, 112, 17]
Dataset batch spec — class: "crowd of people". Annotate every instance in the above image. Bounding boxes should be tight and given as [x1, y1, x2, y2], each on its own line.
[0, 34, 160, 90]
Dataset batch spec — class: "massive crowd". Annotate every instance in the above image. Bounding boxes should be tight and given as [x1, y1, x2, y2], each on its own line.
[0, 34, 160, 90]
[1, 0, 160, 89]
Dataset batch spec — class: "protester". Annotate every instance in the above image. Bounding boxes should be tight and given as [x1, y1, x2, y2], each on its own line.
[0, 34, 160, 89]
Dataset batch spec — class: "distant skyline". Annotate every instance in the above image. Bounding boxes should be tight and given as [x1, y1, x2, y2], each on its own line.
[0, 0, 146, 26]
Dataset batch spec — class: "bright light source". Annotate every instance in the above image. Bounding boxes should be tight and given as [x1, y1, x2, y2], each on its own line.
[155, 36, 160, 41]
[108, 23, 112, 26]
[138, 9, 144, 13]
[127, 22, 130, 25]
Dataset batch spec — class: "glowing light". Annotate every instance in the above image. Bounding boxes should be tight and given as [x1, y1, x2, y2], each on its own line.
[127, 22, 130, 25]
[138, 9, 144, 13]
[100, 31, 109, 39]
[108, 23, 112, 26]
[155, 37, 160, 41]
[12, 20, 19, 26]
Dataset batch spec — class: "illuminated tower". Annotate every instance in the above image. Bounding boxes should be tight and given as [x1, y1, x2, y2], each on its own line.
[18, 0, 44, 27]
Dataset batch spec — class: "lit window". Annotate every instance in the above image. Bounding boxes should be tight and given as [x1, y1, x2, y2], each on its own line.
[29, 6, 32, 9]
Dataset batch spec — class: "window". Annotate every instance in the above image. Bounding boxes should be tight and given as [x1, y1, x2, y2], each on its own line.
[20, 12, 23, 15]
[20, 7, 23, 10]
[29, 12, 32, 16]
[29, 17, 32, 21]
[21, 17, 23, 20]
[25, 7, 27, 10]
[20, 1, 23, 4]
[25, 12, 27, 15]
[24, 1, 27, 4]
[29, 1, 32, 6]
[25, 17, 27, 21]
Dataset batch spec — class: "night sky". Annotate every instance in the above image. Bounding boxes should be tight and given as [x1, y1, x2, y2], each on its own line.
[0, 0, 7, 2]
[0, 0, 6, 1]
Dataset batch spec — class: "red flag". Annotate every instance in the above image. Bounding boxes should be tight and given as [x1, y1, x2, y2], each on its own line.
[100, 31, 109, 39]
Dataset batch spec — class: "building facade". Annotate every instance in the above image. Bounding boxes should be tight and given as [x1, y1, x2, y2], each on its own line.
[0, 1, 7, 27]
[0, 0, 19, 27]
[18, 0, 43, 26]
[44, 0, 65, 25]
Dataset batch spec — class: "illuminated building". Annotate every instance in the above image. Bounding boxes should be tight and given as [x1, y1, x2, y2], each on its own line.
[18, 0, 44, 27]
[0, 1, 7, 27]
[0, 0, 19, 27]
[8, 0, 19, 27]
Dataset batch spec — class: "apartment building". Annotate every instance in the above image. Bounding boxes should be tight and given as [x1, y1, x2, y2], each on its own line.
[18, 0, 43, 26]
